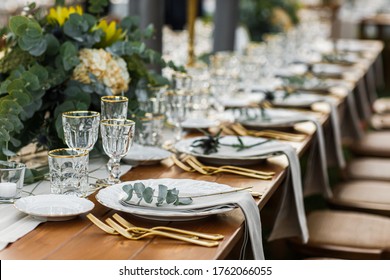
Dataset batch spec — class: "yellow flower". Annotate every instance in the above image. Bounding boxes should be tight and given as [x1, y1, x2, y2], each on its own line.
[47, 5, 83, 26]
[95, 19, 125, 47]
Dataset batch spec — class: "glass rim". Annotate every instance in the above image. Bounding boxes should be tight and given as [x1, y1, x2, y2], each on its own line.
[139, 113, 165, 121]
[100, 119, 135, 127]
[48, 148, 89, 158]
[172, 71, 192, 79]
[165, 89, 193, 96]
[101, 96, 129, 103]
[62, 111, 100, 118]
[0, 160, 26, 170]
[146, 84, 169, 90]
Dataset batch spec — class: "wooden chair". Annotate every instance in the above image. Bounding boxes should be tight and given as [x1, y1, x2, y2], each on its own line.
[346, 157, 390, 181]
[349, 131, 390, 157]
[328, 180, 390, 216]
[290, 210, 390, 259]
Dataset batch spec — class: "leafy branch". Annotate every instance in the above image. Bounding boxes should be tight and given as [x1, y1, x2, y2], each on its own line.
[122, 183, 193, 206]
[191, 129, 271, 155]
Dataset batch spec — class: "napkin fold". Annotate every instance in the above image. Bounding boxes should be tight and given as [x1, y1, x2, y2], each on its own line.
[341, 91, 364, 140]
[258, 142, 309, 243]
[121, 188, 264, 259]
[255, 111, 331, 198]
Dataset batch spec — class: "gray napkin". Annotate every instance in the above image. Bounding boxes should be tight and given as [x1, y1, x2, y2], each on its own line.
[323, 100, 346, 169]
[258, 113, 331, 198]
[341, 90, 364, 140]
[124, 191, 265, 260]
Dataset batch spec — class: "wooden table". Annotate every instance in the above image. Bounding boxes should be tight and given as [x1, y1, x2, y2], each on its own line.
[0, 39, 382, 260]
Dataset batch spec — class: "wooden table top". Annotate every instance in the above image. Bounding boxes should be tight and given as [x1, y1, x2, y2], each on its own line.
[0, 39, 382, 260]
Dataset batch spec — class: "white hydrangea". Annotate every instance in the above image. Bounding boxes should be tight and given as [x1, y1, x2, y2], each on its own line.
[72, 48, 130, 95]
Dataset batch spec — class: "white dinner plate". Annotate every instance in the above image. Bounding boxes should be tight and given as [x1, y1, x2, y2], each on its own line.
[95, 178, 236, 221]
[174, 135, 272, 166]
[182, 118, 220, 130]
[272, 92, 325, 108]
[237, 108, 306, 128]
[14, 194, 95, 221]
[123, 144, 171, 165]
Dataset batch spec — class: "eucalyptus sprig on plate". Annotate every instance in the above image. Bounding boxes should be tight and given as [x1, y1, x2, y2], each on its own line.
[190, 129, 271, 155]
[122, 183, 193, 206]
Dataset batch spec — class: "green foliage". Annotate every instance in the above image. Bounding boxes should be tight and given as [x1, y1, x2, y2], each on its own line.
[0, 0, 183, 160]
[239, 0, 301, 42]
[122, 183, 193, 206]
[88, 0, 109, 15]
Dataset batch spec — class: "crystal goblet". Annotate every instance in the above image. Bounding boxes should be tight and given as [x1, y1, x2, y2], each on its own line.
[62, 111, 100, 152]
[100, 119, 135, 185]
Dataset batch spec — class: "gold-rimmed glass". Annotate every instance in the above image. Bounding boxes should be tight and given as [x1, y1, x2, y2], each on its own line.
[100, 119, 135, 185]
[62, 111, 100, 152]
[165, 90, 193, 142]
[172, 72, 192, 90]
[48, 148, 89, 197]
[135, 113, 165, 146]
[101, 96, 129, 119]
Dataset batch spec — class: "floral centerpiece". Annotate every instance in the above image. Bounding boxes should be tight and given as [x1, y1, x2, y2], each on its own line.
[0, 0, 182, 162]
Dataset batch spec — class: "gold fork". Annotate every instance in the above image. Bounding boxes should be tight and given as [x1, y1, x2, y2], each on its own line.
[112, 213, 224, 241]
[105, 218, 220, 247]
[184, 157, 273, 180]
[184, 155, 275, 177]
[87, 213, 223, 241]
[230, 123, 306, 141]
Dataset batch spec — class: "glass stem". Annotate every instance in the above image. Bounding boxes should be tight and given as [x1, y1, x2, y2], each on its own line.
[107, 158, 121, 184]
[174, 122, 183, 142]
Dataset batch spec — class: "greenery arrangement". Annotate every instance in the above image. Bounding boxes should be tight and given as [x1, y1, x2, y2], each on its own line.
[122, 183, 193, 206]
[191, 130, 271, 155]
[239, 0, 302, 42]
[0, 0, 182, 160]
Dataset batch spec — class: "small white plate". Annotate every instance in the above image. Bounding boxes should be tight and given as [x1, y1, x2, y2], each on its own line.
[123, 144, 171, 165]
[14, 194, 95, 221]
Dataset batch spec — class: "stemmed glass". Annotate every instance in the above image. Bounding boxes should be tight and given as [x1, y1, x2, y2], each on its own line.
[165, 90, 193, 142]
[101, 96, 128, 119]
[100, 119, 135, 185]
[62, 111, 100, 152]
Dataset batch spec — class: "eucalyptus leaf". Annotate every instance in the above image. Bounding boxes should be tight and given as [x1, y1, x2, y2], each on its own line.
[2, 146, 16, 156]
[142, 187, 154, 204]
[166, 188, 179, 204]
[122, 184, 134, 201]
[175, 197, 193, 206]
[9, 16, 29, 36]
[133, 182, 145, 198]
[156, 184, 168, 206]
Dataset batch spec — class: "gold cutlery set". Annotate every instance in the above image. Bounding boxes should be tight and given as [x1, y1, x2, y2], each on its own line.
[171, 154, 273, 182]
[221, 123, 306, 142]
[87, 213, 223, 247]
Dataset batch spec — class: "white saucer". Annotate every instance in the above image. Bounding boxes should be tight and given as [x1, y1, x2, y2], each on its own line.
[123, 144, 171, 165]
[14, 194, 95, 221]
[182, 118, 220, 130]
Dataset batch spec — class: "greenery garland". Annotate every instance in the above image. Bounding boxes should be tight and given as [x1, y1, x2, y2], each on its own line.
[0, 0, 183, 161]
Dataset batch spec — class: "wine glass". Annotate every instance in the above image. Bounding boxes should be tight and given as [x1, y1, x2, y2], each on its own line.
[62, 111, 100, 152]
[165, 90, 193, 142]
[100, 119, 135, 185]
[101, 96, 128, 119]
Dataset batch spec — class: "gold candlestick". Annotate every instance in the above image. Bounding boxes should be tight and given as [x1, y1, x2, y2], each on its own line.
[187, 0, 198, 66]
